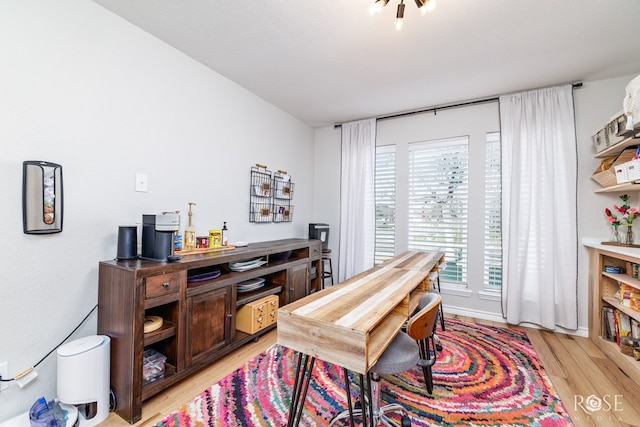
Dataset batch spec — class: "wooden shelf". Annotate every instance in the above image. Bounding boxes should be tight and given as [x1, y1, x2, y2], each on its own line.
[602, 295, 640, 322]
[594, 182, 640, 193]
[236, 284, 282, 306]
[595, 135, 640, 158]
[596, 337, 640, 387]
[602, 271, 640, 289]
[143, 320, 176, 346]
[601, 271, 640, 291]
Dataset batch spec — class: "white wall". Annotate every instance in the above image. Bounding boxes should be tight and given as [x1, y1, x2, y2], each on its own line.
[313, 73, 640, 333]
[0, 0, 315, 421]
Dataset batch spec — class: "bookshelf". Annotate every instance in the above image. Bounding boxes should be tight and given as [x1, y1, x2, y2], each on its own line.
[585, 239, 640, 387]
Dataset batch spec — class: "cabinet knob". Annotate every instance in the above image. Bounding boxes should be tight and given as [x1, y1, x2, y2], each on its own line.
[162, 282, 170, 289]
[226, 313, 233, 318]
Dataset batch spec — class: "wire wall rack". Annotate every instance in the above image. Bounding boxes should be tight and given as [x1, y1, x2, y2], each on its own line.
[273, 170, 294, 223]
[249, 165, 295, 223]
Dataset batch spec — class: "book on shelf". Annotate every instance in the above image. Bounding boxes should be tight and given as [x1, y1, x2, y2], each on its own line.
[601, 305, 640, 343]
[618, 311, 632, 340]
[632, 318, 640, 339]
[602, 307, 616, 342]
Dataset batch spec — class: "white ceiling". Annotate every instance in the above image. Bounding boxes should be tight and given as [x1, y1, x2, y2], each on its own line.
[92, 0, 640, 128]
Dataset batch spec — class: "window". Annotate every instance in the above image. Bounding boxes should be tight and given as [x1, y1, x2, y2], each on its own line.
[408, 137, 469, 284]
[375, 145, 396, 265]
[484, 132, 502, 288]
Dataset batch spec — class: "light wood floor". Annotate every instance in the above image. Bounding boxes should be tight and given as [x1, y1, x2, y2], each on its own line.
[100, 315, 640, 427]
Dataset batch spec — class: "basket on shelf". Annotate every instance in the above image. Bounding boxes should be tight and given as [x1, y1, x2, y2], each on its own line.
[592, 148, 637, 187]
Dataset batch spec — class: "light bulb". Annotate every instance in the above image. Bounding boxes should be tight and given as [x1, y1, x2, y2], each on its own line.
[369, 0, 388, 15]
[416, 0, 428, 14]
[426, 0, 437, 12]
[395, 1, 405, 30]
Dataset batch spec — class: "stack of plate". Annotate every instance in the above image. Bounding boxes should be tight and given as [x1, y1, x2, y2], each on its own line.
[237, 277, 265, 293]
[229, 258, 268, 272]
[187, 269, 221, 283]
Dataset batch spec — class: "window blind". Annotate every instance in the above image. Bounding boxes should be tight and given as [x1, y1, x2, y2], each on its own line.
[408, 137, 469, 284]
[375, 145, 396, 265]
[484, 132, 502, 288]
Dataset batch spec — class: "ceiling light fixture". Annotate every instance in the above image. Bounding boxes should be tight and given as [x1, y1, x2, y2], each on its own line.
[370, 0, 437, 30]
[395, 1, 405, 30]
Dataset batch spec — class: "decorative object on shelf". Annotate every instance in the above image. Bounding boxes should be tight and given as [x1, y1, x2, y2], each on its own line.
[623, 74, 640, 132]
[222, 222, 229, 246]
[626, 225, 635, 245]
[369, 0, 437, 31]
[208, 229, 222, 247]
[604, 265, 623, 274]
[592, 150, 636, 187]
[610, 223, 621, 243]
[23, 160, 63, 234]
[604, 194, 639, 245]
[143, 316, 163, 334]
[184, 202, 197, 250]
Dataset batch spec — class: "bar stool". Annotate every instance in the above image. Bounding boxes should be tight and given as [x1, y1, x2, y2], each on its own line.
[321, 249, 334, 288]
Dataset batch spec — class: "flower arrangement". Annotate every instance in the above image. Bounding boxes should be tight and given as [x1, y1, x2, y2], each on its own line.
[605, 208, 621, 227]
[605, 195, 640, 244]
[611, 194, 640, 226]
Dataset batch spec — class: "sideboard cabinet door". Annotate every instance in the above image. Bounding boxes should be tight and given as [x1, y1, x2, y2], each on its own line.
[185, 284, 235, 366]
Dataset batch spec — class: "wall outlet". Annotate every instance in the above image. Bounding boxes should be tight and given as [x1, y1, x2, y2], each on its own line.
[0, 361, 8, 391]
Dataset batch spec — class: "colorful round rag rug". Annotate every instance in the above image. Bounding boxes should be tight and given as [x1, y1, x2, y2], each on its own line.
[156, 319, 573, 426]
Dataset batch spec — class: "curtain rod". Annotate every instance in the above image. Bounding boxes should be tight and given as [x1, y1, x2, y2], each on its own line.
[333, 82, 583, 128]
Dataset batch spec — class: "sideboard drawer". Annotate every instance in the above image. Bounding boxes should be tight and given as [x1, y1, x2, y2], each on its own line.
[236, 295, 278, 334]
[145, 273, 181, 299]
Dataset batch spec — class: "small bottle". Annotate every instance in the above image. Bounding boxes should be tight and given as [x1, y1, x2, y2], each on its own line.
[222, 222, 229, 246]
[173, 211, 182, 253]
[184, 202, 197, 251]
[173, 230, 183, 253]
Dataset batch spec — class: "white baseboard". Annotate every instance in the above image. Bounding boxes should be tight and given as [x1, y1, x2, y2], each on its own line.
[443, 304, 589, 338]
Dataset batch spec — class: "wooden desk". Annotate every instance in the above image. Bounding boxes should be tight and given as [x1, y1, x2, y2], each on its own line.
[277, 251, 444, 425]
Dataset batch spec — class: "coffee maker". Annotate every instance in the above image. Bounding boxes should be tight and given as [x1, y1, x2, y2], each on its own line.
[142, 212, 180, 262]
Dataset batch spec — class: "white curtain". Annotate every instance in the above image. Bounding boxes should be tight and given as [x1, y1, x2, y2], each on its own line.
[500, 85, 578, 330]
[338, 118, 376, 282]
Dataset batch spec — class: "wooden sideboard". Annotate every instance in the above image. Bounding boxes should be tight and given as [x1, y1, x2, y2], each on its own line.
[98, 238, 322, 423]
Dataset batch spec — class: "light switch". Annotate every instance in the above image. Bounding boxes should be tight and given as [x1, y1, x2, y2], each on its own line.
[135, 173, 148, 192]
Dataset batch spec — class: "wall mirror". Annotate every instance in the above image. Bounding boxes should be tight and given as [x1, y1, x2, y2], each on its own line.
[23, 160, 63, 234]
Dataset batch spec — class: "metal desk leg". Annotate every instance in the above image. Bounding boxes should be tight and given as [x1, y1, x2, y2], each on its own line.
[436, 275, 445, 331]
[287, 352, 315, 427]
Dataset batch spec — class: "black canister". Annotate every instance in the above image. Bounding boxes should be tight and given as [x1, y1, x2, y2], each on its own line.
[117, 226, 138, 260]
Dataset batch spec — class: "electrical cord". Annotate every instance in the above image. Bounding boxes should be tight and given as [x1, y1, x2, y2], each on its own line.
[0, 304, 98, 383]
